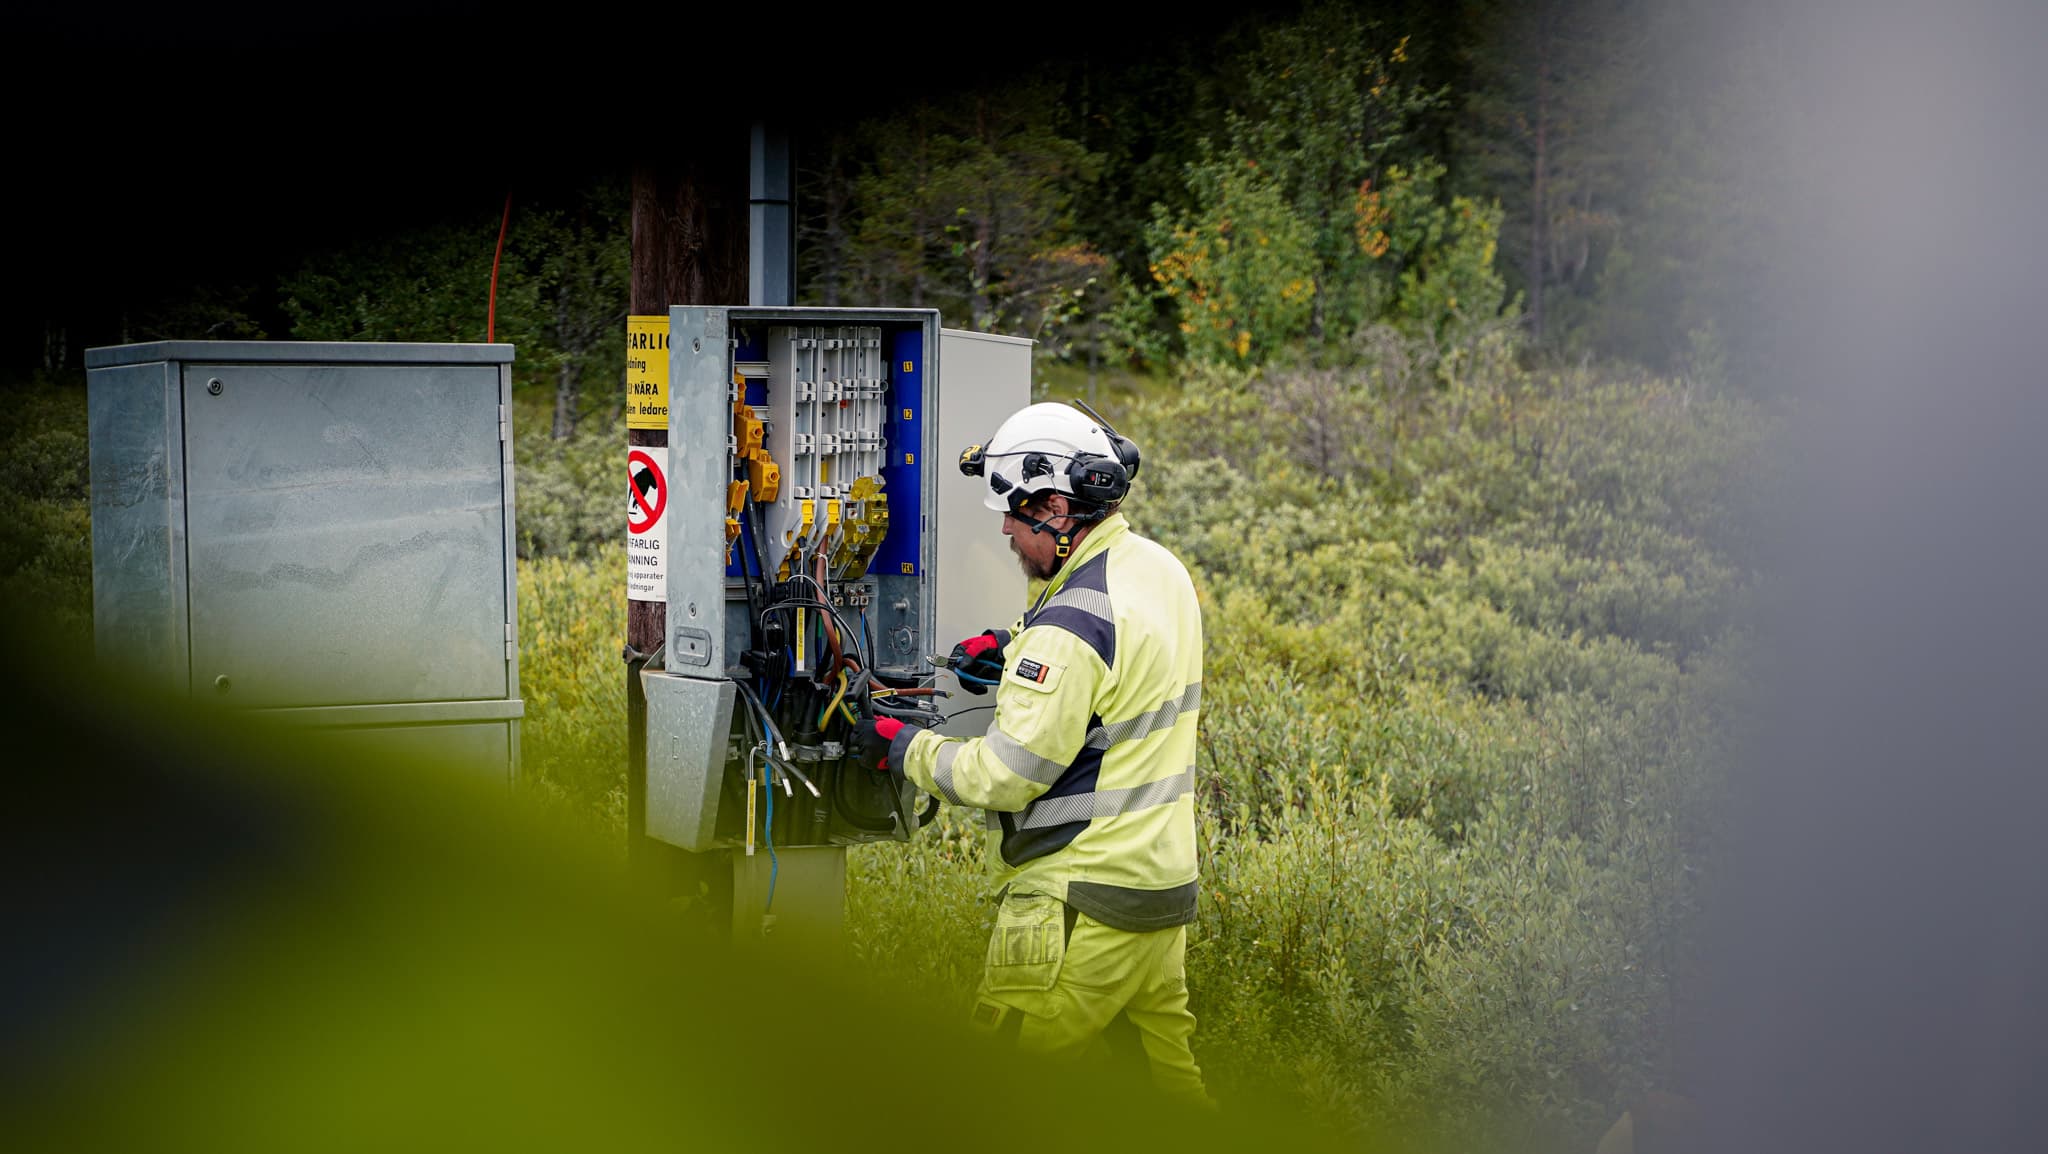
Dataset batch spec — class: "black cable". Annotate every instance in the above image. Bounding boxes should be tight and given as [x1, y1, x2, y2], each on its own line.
[738, 491, 768, 639]
[774, 755, 820, 798]
[947, 705, 997, 721]
[830, 752, 896, 833]
[758, 598, 867, 672]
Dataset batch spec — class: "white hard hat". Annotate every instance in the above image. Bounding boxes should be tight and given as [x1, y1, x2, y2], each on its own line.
[957, 402, 1141, 514]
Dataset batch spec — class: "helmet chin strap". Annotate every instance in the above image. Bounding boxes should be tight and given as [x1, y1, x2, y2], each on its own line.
[1012, 503, 1107, 561]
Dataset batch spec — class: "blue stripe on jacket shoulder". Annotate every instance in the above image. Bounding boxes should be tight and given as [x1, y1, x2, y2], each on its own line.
[1061, 551, 1110, 593]
[1030, 606, 1114, 667]
[1031, 553, 1116, 666]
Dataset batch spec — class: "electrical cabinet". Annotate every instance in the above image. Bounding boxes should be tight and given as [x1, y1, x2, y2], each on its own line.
[86, 341, 523, 779]
[643, 308, 1028, 853]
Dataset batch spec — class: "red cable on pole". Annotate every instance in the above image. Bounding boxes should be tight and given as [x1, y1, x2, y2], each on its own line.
[487, 191, 511, 343]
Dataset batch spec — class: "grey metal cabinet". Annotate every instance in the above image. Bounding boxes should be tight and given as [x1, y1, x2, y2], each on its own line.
[88, 342, 523, 779]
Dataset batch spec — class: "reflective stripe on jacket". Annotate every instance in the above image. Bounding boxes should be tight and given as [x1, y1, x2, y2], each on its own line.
[890, 513, 1202, 931]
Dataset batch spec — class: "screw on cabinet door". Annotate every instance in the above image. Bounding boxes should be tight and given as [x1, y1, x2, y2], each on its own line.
[206, 377, 224, 396]
[214, 675, 231, 693]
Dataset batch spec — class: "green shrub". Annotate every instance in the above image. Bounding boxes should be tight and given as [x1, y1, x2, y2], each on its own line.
[516, 544, 627, 831]
[0, 373, 93, 652]
[512, 395, 622, 560]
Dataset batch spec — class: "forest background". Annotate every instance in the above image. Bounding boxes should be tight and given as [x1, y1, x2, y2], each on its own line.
[2, 1, 1786, 1147]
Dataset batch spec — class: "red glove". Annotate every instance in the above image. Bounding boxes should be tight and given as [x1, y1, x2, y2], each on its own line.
[949, 629, 1011, 694]
[853, 716, 904, 771]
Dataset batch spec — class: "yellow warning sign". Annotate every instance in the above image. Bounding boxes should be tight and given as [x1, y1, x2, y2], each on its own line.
[626, 315, 669, 430]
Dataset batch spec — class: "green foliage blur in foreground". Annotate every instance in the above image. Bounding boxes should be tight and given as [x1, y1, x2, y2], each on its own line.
[6, 656, 1370, 1154]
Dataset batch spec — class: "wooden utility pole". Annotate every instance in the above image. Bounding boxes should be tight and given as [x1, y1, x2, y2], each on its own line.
[627, 147, 750, 652]
[626, 134, 750, 911]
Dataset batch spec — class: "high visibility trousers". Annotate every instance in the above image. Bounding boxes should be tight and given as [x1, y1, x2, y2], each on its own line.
[970, 891, 1210, 1106]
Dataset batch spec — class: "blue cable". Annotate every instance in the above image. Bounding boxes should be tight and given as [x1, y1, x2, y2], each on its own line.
[763, 758, 778, 913]
[954, 670, 1000, 686]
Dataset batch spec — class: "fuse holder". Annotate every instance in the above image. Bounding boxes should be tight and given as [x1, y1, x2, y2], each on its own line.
[732, 401, 765, 455]
[747, 451, 781, 503]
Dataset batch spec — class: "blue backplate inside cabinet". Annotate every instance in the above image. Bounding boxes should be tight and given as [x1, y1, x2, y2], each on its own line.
[874, 326, 924, 577]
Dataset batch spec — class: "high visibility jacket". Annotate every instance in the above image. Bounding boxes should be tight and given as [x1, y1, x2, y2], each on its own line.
[888, 513, 1202, 931]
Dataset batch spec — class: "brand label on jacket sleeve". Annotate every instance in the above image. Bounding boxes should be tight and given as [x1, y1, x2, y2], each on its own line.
[1010, 657, 1061, 692]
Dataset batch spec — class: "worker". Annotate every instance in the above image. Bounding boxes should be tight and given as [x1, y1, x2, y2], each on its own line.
[852, 401, 1209, 1104]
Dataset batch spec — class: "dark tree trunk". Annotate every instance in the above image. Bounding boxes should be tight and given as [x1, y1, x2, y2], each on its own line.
[627, 143, 749, 657]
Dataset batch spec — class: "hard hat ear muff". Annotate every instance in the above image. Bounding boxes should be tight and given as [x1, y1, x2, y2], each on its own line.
[1066, 452, 1130, 506]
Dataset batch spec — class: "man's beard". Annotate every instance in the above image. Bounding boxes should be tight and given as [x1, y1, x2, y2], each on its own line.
[1012, 539, 1058, 581]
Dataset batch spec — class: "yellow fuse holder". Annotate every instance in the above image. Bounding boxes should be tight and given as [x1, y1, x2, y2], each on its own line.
[748, 453, 780, 504]
[724, 479, 748, 564]
[732, 400, 764, 455]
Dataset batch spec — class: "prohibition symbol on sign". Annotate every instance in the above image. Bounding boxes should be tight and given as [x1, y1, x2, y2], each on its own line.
[627, 449, 667, 534]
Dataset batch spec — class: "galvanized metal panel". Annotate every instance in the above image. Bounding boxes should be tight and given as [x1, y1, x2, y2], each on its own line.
[496, 362, 522, 747]
[748, 122, 795, 309]
[180, 361, 509, 708]
[934, 329, 1032, 735]
[88, 341, 515, 369]
[665, 307, 734, 673]
[643, 670, 737, 851]
[88, 358, 189, 689]
[256, 699, 526, 726]
[311, 720, 516, 782]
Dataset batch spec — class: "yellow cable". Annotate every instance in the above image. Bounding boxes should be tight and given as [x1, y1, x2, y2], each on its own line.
[819, 668, 850, 730]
